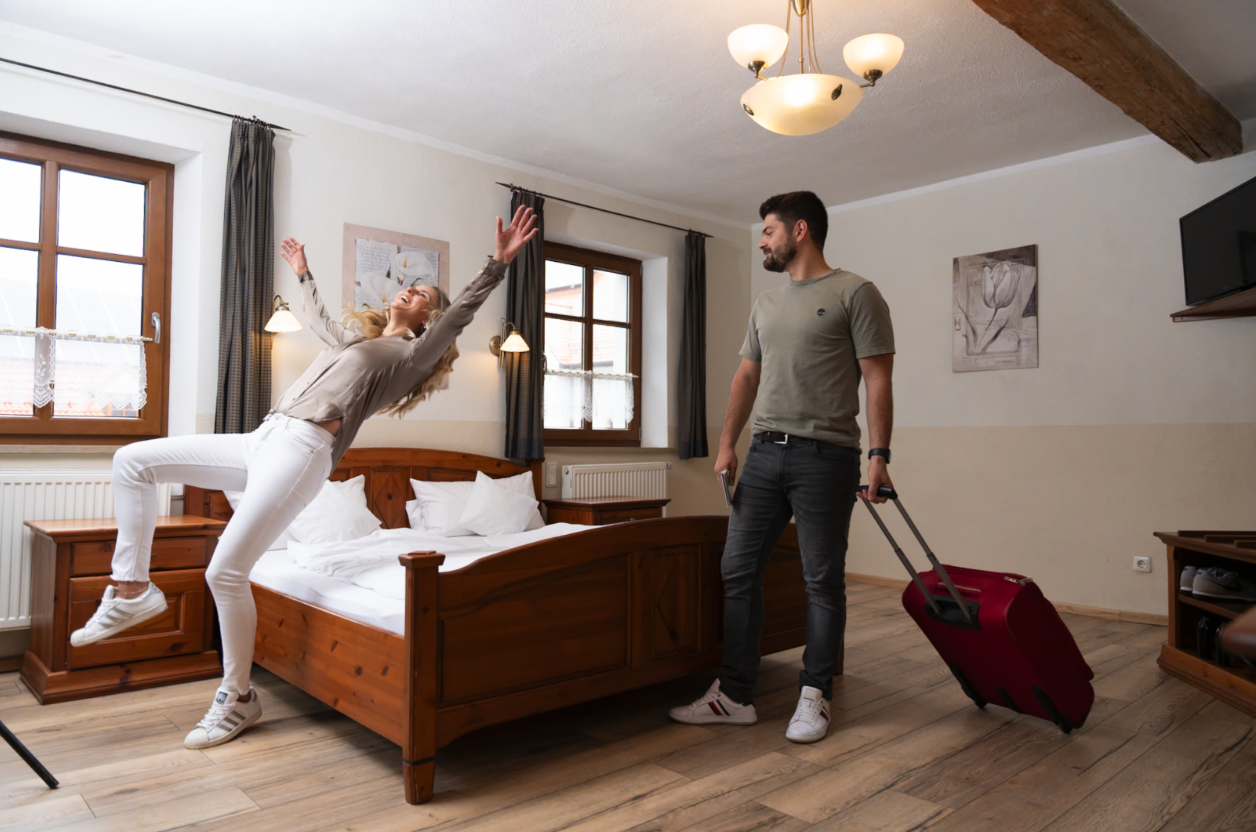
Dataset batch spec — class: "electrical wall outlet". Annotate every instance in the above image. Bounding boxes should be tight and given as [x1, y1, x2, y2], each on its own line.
[1133, 556, 1151, 573]
[545, 462, 559, 489]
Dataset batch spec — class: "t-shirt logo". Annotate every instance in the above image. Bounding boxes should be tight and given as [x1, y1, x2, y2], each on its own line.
[817, 308, 826, 317]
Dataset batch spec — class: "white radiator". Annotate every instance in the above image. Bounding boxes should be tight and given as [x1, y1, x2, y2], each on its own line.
[561, 462, 671, 513]
[0, 471, 172, 631]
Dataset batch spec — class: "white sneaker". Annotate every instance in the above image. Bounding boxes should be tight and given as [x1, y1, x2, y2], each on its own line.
[785, 686, 831, 743]
[668, 680, 757, 726]
[184, 687, 262, 749]
[69, 583, 168, 647]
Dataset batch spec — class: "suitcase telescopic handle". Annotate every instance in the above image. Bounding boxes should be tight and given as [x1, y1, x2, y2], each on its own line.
[857, 486, 972, 622]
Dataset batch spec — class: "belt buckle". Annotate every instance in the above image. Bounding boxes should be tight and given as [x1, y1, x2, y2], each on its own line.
[774, 433, 789, 445]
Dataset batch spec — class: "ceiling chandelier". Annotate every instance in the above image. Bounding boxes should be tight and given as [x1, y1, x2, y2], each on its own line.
[728, 0, 904, 136]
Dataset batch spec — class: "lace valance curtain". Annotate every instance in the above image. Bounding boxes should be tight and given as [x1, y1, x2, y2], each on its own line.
[543, 369, 635, 429]
[0, 326, 148, 414]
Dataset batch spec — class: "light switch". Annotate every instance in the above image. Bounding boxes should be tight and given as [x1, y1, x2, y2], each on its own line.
[545, 462, 559, 488]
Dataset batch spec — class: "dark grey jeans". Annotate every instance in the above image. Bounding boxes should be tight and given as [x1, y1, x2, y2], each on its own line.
[717, 435, 860, 704]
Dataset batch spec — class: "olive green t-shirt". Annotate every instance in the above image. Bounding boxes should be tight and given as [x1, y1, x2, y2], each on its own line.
[740, 269, 894, 449]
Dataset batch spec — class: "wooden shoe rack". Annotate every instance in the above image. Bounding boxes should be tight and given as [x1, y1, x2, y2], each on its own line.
[1155, 530, 1256, 717]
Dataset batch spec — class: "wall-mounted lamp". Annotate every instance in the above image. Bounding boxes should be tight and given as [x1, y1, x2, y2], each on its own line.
[264, 295, 302, 333]
[488, 319, 529, 368]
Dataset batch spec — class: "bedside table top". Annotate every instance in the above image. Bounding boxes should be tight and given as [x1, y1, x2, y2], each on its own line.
[25, 515, 228, 536]
[543, 496, 671, 509]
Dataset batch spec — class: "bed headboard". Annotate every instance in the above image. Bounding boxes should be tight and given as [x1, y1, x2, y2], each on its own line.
[184, 448, 543, 530]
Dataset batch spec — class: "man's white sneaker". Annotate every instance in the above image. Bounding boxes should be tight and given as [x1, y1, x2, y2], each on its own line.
[668, 680, 757, 726]
[69, 583, 167, 647]
[184, 687, 262, 749]
[785, 686, 831, 743]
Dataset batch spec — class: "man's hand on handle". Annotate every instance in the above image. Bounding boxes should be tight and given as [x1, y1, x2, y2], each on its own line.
[281, 237, 308, 275]
[860, 457, 894, 504]
[494, 206, 539, 265]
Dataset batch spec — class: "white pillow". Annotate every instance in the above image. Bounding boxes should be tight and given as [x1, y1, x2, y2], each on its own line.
[223, 475, 372, 550]
[287, 479, 382, 544]
[410, 480, 476, 536]
[460, 472, 541, 536]
[409, 472, 543, 536]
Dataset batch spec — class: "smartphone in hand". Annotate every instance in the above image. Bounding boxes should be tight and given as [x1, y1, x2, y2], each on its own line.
[718, 470, 733, 508]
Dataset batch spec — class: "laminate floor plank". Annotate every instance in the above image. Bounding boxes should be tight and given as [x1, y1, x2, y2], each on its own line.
[924, 725, 1161, 832]
[0, 791, 94, 830]
[1197, 698, 1256, 727]
[758, 707, 1015, 823]
[48, 787, 259, 832]
[806, 789, 950, 832]
[1158, 735, 1256, 832]
[1092, 650, 1170, 703]
[1102, 675, 1214, 738]
[668, 800, 811, 832]
[1057, 613, 1112, 635]
[1041, 715, 1251, 832]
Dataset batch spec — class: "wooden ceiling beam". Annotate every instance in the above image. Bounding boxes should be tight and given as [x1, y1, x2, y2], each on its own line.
[969, 0, 1242, 162]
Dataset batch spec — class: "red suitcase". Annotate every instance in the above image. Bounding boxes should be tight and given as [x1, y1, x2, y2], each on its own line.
[859, 486, 1095, 732]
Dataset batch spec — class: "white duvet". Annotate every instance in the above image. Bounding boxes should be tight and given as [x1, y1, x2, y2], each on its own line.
[286, 524, 594, 601]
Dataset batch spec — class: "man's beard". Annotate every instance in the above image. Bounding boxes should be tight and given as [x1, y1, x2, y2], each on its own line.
[762, 238, 797, 273]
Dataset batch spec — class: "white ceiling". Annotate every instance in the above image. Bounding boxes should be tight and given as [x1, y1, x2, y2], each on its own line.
[0, 0, 1251, 224]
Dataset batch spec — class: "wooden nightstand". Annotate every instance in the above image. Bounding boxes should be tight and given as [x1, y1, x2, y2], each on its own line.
[21, 516, 227, 704]
[542, 496, 671, 526]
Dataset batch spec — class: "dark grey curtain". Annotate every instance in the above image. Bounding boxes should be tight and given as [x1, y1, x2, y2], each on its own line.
[504, 189, 545, 461]
[678, 231, 708, 459]
[215, 118, 276, 435]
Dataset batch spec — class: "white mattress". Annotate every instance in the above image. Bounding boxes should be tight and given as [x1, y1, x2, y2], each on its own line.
[248, 524, 594, 635]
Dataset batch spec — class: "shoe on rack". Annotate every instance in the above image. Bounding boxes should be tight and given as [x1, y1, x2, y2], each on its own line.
[668, 680, 757, 726]
[1180, 566, 1198, 594]
[785, 686, 831, 744]
[1193, 569, 1256, 603]
[69, 583, 168, 647]
[184, 686, 263, 749]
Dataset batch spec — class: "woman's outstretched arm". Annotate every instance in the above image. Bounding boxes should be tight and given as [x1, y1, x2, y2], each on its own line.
[399, 207, 538, 381]
[280, 237, 360, 347]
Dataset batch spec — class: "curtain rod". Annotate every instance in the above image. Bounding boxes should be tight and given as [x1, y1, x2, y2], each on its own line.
[497, 182, 712, 239]
[0, 56, 291, 132]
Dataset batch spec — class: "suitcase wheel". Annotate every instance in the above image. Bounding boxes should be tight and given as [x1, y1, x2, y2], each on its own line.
[947, 664, 986, 709]
[1030, 685, 1074, 734]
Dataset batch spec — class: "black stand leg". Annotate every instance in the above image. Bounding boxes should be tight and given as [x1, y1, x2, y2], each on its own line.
[0, 719, 58, 789]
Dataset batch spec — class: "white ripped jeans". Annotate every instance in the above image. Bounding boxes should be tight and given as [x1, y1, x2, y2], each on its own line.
[110, 414, 334, 694]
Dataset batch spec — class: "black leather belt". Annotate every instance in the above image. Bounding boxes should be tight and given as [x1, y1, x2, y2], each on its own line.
[755, 431, 804, 444]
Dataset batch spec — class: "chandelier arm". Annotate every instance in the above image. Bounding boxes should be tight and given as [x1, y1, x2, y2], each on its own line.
[776, 0, 792, 79]
[810, 5, 822, 74]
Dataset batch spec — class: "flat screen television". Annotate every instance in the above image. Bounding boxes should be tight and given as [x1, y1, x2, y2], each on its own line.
[1180, 174, 1256, 306]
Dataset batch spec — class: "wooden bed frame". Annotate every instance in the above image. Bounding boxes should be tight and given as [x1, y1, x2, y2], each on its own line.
[185, 448, 812, 805]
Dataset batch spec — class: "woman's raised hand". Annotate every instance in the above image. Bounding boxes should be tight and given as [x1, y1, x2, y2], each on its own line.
[281, 237, 309, 275]
[494, 206, 539, 266]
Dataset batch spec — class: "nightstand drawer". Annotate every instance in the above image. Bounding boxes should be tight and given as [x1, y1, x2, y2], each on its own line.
[66, 569, 210, 669]
[72, 537, 210, 576]
[598, 507, 663, 524]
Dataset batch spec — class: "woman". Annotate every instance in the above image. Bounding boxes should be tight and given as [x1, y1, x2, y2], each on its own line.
[70, 206, 537, 749]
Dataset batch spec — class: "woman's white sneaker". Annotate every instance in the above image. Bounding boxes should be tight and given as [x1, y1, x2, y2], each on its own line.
[668, 680, 757, 725]
[184, 687, 262, 749]
[69, 583, 167, 647]
[785, 686, 831, 743]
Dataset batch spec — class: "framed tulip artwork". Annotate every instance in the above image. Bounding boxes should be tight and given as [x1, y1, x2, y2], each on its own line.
[952, 244, 1038, 372]
[342, 223, 450, 313]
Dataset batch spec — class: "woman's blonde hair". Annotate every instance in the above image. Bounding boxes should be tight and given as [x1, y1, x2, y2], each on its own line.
[341, 287, 454, 418]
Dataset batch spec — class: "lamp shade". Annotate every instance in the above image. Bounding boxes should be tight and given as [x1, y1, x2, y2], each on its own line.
[728, 24, 789, 71]
[843, 34, 904, 80]
[264, 308, 302, 333]
[740, 74, 864, 136]
[500, 331, 530, 353]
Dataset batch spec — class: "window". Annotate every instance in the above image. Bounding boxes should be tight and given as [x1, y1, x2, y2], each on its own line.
[0, 132, 172, 443]
[543, 243, 642, 447]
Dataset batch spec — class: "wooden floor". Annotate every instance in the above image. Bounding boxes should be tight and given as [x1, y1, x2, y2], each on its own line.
[2, 581, 1254, 832]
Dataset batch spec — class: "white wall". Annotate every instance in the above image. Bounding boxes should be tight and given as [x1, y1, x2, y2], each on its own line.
[0, 30, 751, 519]
[750, 130, 1256, 616]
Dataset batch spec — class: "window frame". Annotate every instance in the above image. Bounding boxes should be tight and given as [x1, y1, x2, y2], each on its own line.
[0, 131, 173, 444]
[543, 242, 643, 449]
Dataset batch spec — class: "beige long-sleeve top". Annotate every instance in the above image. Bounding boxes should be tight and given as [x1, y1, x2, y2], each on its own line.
[271, 256, 507, 466]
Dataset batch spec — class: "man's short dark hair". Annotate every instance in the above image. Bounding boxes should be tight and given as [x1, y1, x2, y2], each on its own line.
[759, 191, 828, 249]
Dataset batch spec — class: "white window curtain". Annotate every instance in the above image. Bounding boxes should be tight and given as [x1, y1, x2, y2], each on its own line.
[543, 369, 635, 429]
[1, 327, 148, 414]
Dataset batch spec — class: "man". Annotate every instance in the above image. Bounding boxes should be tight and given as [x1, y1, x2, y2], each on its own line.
[668, 191, 895, 743]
